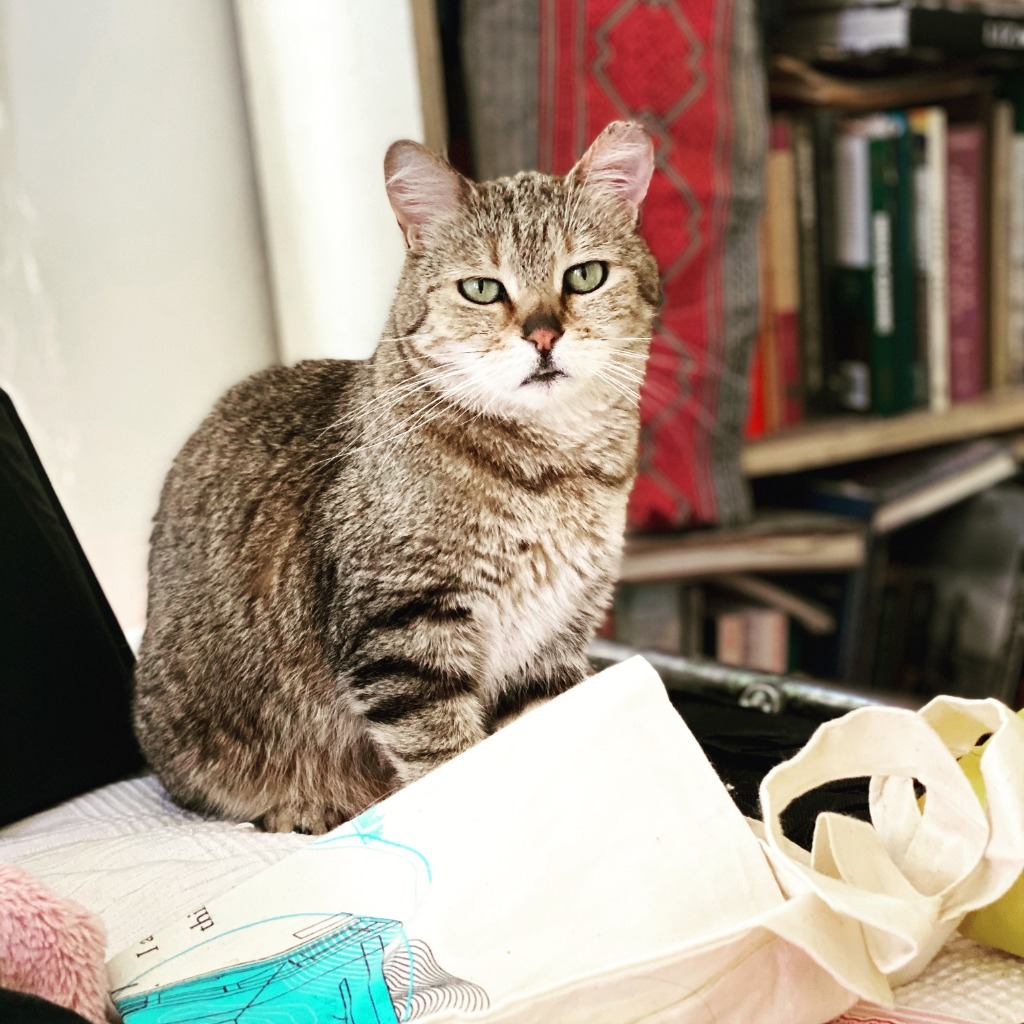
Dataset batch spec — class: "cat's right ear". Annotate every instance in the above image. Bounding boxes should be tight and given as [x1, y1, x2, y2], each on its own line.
[384, 141, 466, 250]
[570, 121, 654, 224]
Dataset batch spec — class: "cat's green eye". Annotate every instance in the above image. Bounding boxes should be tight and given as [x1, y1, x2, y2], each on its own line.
[564, 260, 608, 295]
[458, 277, 505, 304]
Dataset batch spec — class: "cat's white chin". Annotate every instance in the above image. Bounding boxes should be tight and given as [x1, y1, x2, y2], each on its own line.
[492, 373, 626, 435]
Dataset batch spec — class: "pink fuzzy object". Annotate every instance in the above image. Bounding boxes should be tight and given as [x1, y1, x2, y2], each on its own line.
[0, 863, 108, 1024]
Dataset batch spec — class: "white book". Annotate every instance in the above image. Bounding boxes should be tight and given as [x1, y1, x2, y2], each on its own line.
[908, 106, 950, 411]
[1008, 126, 1024, 385]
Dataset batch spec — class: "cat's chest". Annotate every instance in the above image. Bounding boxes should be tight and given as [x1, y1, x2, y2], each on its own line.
[477, 526, 612, 680]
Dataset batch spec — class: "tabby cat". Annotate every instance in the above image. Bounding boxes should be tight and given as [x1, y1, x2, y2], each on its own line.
[132, 121, 660, 833]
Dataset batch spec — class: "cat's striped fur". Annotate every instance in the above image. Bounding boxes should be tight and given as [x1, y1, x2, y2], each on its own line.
[132, 122, 660, 833]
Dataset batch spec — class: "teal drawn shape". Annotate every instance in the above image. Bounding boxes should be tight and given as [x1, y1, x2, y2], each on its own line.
[116, 914, 402, 1024]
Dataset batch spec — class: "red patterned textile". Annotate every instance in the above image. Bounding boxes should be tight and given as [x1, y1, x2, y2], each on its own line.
[538, 0, 765, 529]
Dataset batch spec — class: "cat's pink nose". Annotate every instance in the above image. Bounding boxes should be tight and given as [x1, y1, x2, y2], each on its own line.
[527, 327, 560, 353]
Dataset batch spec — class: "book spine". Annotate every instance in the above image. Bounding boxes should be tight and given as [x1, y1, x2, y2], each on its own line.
[758, 212, 784, 434]
[988, 100, 1013, 390]
[744, 332, 767, 439]
[744, 333, 767, 439]
[831, 120, 873, 413]
[792, 114, 826, 413]
[910, 6, 1024, 55]
[745, 608, 789, 674]
[909, 106, 951, 412]
[612, 582, 684, 653]
[946, 122, 987, 403]
[715, 610, 746, 666]
[867, 121, 905, 416]
[891, 112, 919, 412]
[993, 550, 1024, 705]
[680, 584, 706, 658]
[804, 489, 875, 524]
[811, 108, 840, 412]
[1007, 79, 1024, 386]
[765, 117, 805, 426]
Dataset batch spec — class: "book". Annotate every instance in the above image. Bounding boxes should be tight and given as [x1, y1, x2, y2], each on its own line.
[946, 120, 987, 403]
[779, 1, 1024, 62]
[831, 117, 874, 412]
[714, 604, 747, 666]
[680, 585, 707, 658]
[891, 111, 920, 411]
[908, 105, 950, 412]
[712, 601, 790, 673]
[988, 98, 1014, 389]
[744, 330, 768, 439]
[867, 112, 917, 416]
[621, 510, 868, 581]
[758, 194, 784, 434]
[770, 54, 985, 112]
[745, 607, 789, 673]
[1004, 74, 1024, 387]
[613, 581, 685, 654]
[711, 572, 836, 635]
[765, 117, 805, 426]
[886, 483, 1024, 703]
[792, 114, 827, 413]
[802, 437, 1019, 534]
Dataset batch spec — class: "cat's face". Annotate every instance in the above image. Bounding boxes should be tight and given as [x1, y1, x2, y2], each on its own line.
[384, 123, 660, 429]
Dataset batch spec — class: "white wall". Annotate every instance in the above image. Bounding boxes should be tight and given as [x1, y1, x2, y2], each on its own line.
[0, 0, 427, 643]
[0, 0, 278, 641]
[234, 0, 423, 362]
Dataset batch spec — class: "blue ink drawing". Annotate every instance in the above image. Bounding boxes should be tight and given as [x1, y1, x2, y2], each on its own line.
[113, 913, 489, 1024]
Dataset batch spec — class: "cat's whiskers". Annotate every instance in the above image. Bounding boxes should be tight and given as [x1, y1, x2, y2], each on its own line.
[616, 356, 751, 397]
[593, 366, 642, 407]
[615, 340, 752, 384]
[332, 372, 487, 461]
[601, 362, 684, 406]
[317, 360, 471, 442]
[321, 333, 506, 444]
[316, 378, 454, 463]
[369, 381, 492, 475]
[600, 368, 645, 398]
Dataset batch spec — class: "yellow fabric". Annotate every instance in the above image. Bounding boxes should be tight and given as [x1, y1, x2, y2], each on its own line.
[958, 708, 1024, 956]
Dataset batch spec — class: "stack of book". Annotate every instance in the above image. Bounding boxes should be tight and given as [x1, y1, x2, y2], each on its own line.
[611, 573, 837, 678]
[748, 61, 1024, 437]
[615, 439, 1024, 702]
[776, 0, 1024, 65]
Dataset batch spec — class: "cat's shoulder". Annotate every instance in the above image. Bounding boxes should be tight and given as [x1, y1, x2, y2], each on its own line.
[216, 358, 362, 416]
[175, 358, 369, 471]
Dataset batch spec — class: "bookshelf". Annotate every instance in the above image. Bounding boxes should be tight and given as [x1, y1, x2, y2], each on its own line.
[613, 7, 1024, 708]
[743, 384, 1024, 476]
[620, 511, 866, 582]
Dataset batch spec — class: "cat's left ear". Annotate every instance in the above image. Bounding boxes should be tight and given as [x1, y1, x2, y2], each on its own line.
[570, 121, 654, 223]
[385, 140, 467, 249]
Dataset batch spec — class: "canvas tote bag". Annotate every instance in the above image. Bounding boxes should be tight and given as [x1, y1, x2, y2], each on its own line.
[107, 657, 1024, 1024]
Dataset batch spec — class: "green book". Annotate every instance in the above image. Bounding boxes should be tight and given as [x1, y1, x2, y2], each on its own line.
[866, 114, 916, 416]
[890, 111, 919, 413]
[830, 118, 874, 413]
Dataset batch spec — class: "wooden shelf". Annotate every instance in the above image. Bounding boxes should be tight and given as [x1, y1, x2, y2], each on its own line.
[621, 511, 866, 582]
[742, 386, 1024, 478]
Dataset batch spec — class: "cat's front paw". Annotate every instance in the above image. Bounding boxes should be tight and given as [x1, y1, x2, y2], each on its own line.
[256, 803, 349, 835]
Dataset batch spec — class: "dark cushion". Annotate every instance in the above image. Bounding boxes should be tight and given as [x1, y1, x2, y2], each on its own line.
[0, 389, 142, 827]
[0, 989, 95, 1024]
